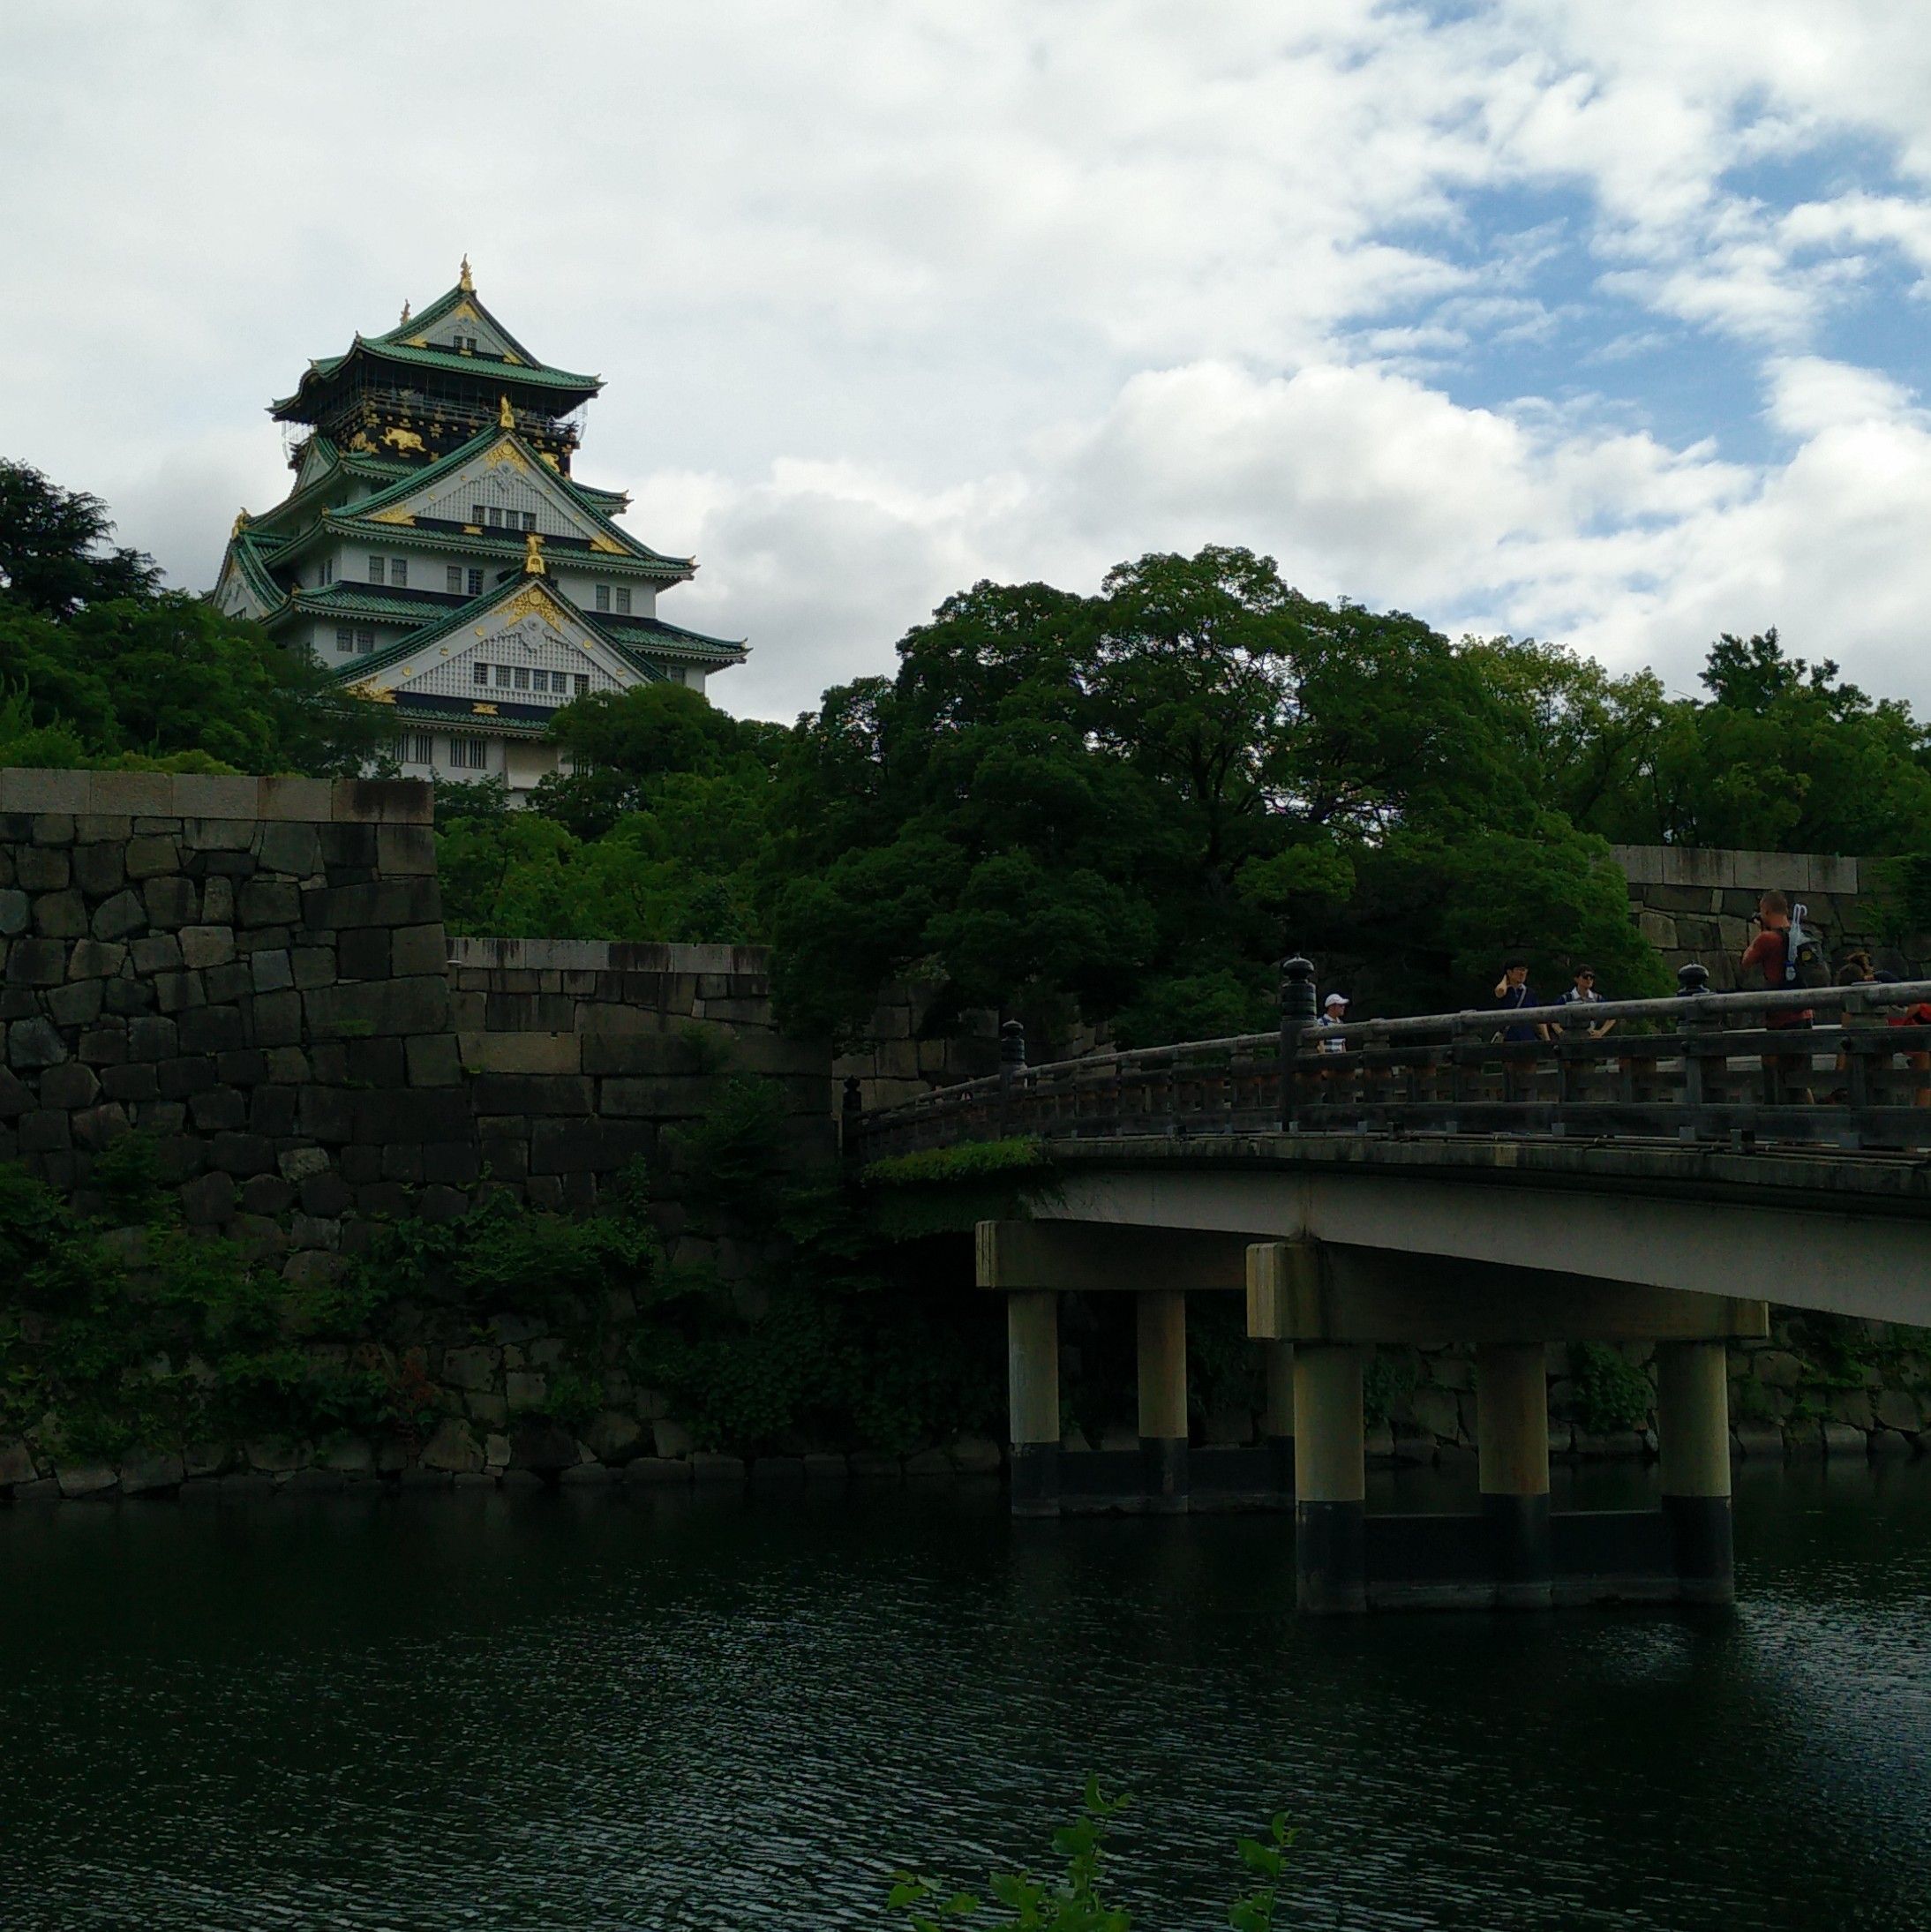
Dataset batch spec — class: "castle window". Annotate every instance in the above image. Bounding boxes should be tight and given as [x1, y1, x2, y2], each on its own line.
[448, 735, 488, 770]
[614, 588, 631, 615]
[574, 674, 589, 695]
[486, 507, 503, 528]
[514, 666, 530, 690]
[495, 665, 512, 688]
[521, 512, 537, 532]
[390, 559, 408, 590]
[472, 663, 489, 685]
[402, 732, 434, 765]
[335, 628, 353, 653]
[357, 629, 376, 653]
[471, 503, 486, 525]
[447, 567, 462, 595]
[367, 556, 385, 584]
[595, 585, 610, 612]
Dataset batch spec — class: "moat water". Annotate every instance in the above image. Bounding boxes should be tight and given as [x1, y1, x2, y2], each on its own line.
[1, 1462, 1928, 1930]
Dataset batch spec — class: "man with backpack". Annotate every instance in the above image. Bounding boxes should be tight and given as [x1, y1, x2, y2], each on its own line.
[1739, 891, 1819, 1104]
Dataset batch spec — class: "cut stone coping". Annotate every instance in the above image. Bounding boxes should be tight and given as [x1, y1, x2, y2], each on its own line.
[446, 935, 770, 975]
[0, 769, 432, 824]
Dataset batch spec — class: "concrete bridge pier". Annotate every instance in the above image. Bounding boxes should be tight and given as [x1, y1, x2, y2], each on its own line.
[1261, 1340, 1296, 1494]
[1294, 1342, 1366, 1613]
[1006, 1289, 1061, 1517]
[1657, 1340, 1733, 1605]
[1476, 1343, 1552, 1610]
[1137, 1290, 1190, 1511]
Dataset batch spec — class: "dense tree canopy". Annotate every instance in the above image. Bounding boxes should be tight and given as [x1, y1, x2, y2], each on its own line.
[0, 462, 387, 776]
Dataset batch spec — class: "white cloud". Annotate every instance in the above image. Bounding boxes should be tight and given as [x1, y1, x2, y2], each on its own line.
[6, 1, 1931, 727]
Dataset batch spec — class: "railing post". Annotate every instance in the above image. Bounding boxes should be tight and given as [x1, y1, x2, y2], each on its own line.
[1676, 962, 1711, 1143]
[839, 1074, 864, 1172]
[1281, 955, 1317, 1131]
[998, 1019, 1026, 1138]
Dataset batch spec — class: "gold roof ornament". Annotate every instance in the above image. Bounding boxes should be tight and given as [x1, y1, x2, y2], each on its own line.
[522, 530, 546, 575]
[399, 297, 411, 325]
[458, 253, 474, 293]
[230, 508, 251, 538]
[499, 394, 515, 430]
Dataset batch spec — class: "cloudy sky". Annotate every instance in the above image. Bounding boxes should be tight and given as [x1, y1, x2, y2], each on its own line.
[6, 3, 1931, 721]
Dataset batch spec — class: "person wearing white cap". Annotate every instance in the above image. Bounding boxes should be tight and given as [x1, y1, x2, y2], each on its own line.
[1318, 990, 1350, 1054]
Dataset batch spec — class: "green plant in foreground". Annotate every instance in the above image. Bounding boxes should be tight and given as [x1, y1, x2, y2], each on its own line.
[889, 1779, 1297, 1930]
[1569, 1341, 1652, 1435]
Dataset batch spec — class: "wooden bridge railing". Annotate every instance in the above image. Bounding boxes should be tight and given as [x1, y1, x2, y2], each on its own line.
[851, 965, 1931, 1161]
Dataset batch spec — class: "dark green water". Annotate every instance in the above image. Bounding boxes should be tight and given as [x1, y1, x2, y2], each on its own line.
[2, 1462, 1928, 1930]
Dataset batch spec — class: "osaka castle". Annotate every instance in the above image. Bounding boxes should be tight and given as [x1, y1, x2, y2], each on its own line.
[210, 259, 746, 791]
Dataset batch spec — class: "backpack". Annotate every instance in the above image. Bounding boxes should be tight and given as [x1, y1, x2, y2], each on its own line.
[1784, 905, 1831, 990]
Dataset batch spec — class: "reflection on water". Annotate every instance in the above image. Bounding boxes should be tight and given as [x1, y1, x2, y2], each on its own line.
[0, 1462, 1927, 1930]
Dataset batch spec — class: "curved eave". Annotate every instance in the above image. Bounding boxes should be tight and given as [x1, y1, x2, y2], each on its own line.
[270, 336, 601, 421]
[311, 513, 695, 582]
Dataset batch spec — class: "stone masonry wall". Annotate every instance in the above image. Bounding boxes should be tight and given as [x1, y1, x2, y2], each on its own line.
[1610, 845, 1930, 989]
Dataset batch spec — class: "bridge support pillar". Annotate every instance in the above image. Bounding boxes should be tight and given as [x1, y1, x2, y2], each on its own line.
[1261, 1340, 1295, 1496]
[1294, 1343, 1365, 1613]
[1476, 1342, 1552, 1609]
[1007, 1291, 1061, 1517]
[1137, 1290, 1189, 1511]
[1657, 1340, 1733, 1605]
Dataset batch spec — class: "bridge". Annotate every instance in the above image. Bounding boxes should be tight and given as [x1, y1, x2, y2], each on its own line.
[850, 964, 1931, 1613]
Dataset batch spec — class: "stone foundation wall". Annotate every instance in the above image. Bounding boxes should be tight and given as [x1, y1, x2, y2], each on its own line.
[1611, 845, 1929, 988]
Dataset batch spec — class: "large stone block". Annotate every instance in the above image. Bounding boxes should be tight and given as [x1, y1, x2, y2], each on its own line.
[331, 778, 432, 825]
[390, 923, 446, 976]
[156, 1055, 219, 1099]
[141, 876, 198, 929]
[376, 824, 437, 876]
[458, 1032, 582, 1075]
[305, 881, 434, 931]
[66, 939, 127, 981]
[123, 834, 182, 880]
[255, 776, 335, 823]
[16, 846, 70, 892]
[351, 1087, 468, 1145]
[0, 891, 26, 936]
[599, 1075, 725, 1118]
[237, 878, 299, 928]
[39, 1062, 99, 1110]
[246, 989, 304, 1049]
[131, 932, 184, 974]
[9, 1018, 67, 1069]
[32, 890, 86, 938]
[404, 1033, 462, 1087]
[177, 1005, 245, 1055]
[579, 1032, 703, 1078]
[470, 1072, 594, 1116]
[0, 932, 56, 992]
[210, 1132, 276, 1177]
[297, 1086, 354, 1143]
[336, 928, 389, 980]
[178, 925, 235, 970]
[44, 980, 103, 1028]
[303, 975, 447, 1039]
[71, 844, 124, 897]
[530, 1118, 653, 1175]
[257, 822, 321, 877]
[126, 1016, 178, 1062]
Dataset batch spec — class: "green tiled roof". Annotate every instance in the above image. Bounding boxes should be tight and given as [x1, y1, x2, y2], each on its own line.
[335, 425, 687, 568]
[597, 612, 748, 662]
[272, 338, 599, 419]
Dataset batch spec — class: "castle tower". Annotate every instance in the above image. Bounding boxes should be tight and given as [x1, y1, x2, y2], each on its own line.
[211, 260, 746, 793]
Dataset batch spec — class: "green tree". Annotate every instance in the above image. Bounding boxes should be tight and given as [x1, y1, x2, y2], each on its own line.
[0, 461, 161, 617]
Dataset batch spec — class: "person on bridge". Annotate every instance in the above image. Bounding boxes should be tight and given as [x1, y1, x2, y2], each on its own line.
[1558, 965, 1615, 1039]
[1492, 958, 1549, 1042]
[1492, 957, 1548, 1105]
[1317, 991, 1350, 1052]
[1739, 891, 1815, 1104]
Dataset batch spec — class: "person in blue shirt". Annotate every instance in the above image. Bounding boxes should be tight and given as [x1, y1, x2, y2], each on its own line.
[1492, 957, 1549, 1043]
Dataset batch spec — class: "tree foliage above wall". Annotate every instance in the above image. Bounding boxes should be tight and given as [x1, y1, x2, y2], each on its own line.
[15, 459, 1931, 1053]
